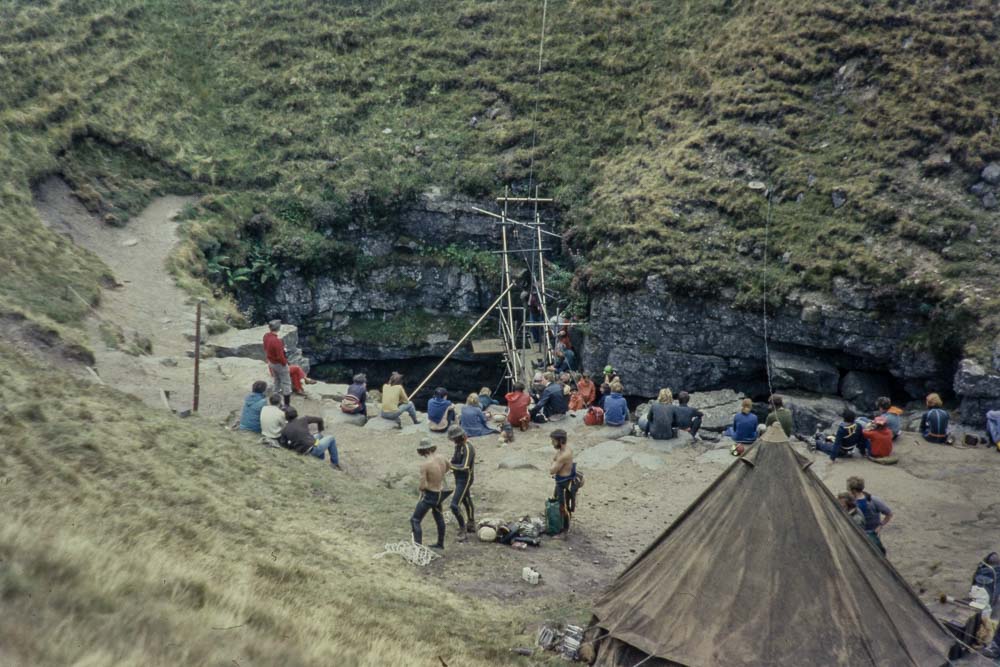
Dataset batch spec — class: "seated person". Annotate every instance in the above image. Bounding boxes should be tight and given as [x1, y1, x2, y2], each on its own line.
[381, 372, 420, 425]
[726, 398, 758, 445]
[640, 388, 677, 440]
[504, 382, 532, 432]
[597, 382, 612, 410]
[988, 410, 1000, 450]
[279, 408, 341, 471]
[288, 364, 315, 395]
[530, 372, 568, 423]
[568, 388, 586, 412]
[238, 381, 269, 433]
[459, 393, 499, 437]
[259, 393, 287, 447]
[478, 387, 497, 410]
[576, 372, 596, 406]
[603, 381, 629, 427]
[427, 387, 456, 432]
[673, 391, 703, 438]
[342, 373, 368, 416]
[816, 409, 866, 461]
[550, 348, 576, 374]
[861, 415, 894, 459]
[919, 393, 949, 444]
[764, 394, 794, 437]
[874, 396, 901, 439]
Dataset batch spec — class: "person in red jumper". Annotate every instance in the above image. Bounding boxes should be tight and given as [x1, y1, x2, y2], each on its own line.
[263, 320, 292, 407]
[505, 381, 531, 432]
[861, 415, 894, 459]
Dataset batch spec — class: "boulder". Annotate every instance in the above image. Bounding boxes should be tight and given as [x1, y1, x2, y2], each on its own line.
[364, 415, 402, 432]
[831, 189, 848, 209]
[984, 192, 998, 210]
[839, 371, 891, 411]
[981, 162, 1000, 185]
[647, 430, 695, 454]
[689, 389, 745, 432]
[211, 324, 299, 359]
[325, 410, 367, 428]
[969, 181, 991, 197]
[770, 352, 839, 394]
[959, 397, 1000, 428]
[953, 359, 1000, 398]
[784, 392, 851, 435]
[310, 382, 350, 401]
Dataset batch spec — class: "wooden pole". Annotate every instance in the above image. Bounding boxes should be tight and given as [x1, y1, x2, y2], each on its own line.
[192, 300, 202, 412]
[410, 283, 515, 399]
[501, 187, 518, 384]
[535, 205, 553, 367]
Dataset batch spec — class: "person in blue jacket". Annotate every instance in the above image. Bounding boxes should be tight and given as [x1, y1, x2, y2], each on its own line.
[816, 408, 866, 461]
[727, 398, 758, 444]
[603, 381, 630, 427]
[459, 393, 499, 437]
[427, 387, 456, 433]
[919, 393, 950, 444]
[238, 381, 269, 433]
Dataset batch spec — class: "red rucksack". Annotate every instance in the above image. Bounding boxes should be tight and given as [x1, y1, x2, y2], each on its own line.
[584, 405, 604, 426]
[340, 394, 362, 414]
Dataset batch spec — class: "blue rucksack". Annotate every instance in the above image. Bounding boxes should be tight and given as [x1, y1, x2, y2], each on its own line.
[855, 493, 881, 532]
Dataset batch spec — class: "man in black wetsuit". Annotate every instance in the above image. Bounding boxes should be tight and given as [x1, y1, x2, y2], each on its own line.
[447, 425, 476, 542]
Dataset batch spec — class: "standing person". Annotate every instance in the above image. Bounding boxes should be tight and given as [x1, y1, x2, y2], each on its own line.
[576, 372, 596, 407]
[817, 409, 866, 462]
[549, 429, 576, 535]
[847, 476, 892, 555]
[919, 393, 950, 444]
[259, 394, 287, 448]
[447, 426, 476, 542]
[238, 381, 269, 433]
[727, 398, 758, 445]
[764, 394, 794, 437]
[673, 391, 703, 438]
[427, 387, 456, 433]
[278, 408, 342, 471]
[527, 287, 543, 345]
[381, 372, 420, 426]
[343, 374, 368, 417]
[411, 438, 450, 550]
[459, 393, 499, 437]
[530, 372, 568, 423]
[505, 381, 531, 432]
[263, 320, 292, 407]
[641, 388, 677, 440]
[861, 416, 894, 459]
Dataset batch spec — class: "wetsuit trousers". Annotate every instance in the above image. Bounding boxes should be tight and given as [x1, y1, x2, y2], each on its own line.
[450, 473, 475, 531]
[411, 490, 446, 546]
[554, 478, 572, 532]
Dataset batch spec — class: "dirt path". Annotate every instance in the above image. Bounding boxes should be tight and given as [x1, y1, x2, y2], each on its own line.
[32, 177, 1000, 639]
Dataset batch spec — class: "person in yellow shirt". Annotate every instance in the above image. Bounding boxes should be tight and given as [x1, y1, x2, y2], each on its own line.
[381, 371, 420, 426]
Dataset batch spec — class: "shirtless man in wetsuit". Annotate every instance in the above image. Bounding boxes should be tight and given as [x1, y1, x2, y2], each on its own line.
[410, 438, 451, 549]
[549, 429, 575, 534]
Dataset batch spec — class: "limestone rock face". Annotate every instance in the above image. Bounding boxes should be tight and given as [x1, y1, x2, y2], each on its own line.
[839, 371, 891, 411]
[770, 352, 839, 395]
[784, 392, 852, 435]
[954, 359, 1000, 427]
[209, 324, 310, 374]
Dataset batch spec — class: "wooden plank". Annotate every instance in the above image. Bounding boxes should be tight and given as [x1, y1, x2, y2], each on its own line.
[471, 339, 507, 355]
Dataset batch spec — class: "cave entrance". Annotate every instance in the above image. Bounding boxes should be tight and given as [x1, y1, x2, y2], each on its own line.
[312, 357, 508, 410]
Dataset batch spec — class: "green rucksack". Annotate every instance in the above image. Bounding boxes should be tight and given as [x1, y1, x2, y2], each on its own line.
[545, 498, 564, 536]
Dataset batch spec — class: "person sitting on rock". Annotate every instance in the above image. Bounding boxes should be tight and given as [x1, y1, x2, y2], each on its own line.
[727, 398, 758, 445]
[380, 372, 420, 426]
[459, 393, 499, 437]
[816, 408, 866, 462]
[530, 372, 568, 423]
[568, 386, 586, 412]
[344, 373, 368, 416]
[477, 387, 497, 410]
[238, 381, 269, 433]
[673, 391, 704, 439]
[764, 394, 794, 437]
[427, 387, 456, 433]
[861, 415, 894, 459]
[259, 393, 287, 448]
[640, 388, 677, 440]
[603, 381, 629, 427]
[288, 364, 316, 396]
[550, 348, 576, 374]
[279, 408, 342, 471]
[505, 382, 531, 433]
[576, 372, 596, 407]
[597, 382, 613, 411]
[919, 393, 950, 444]
[875, 396, 901, 439]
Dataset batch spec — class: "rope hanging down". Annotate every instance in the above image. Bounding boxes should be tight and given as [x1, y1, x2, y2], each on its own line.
[526, 0, 549, 197]
[761, 183, 775, 401]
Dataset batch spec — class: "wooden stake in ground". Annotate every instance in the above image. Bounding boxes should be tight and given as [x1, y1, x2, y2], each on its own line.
[193, 300, 203, 412]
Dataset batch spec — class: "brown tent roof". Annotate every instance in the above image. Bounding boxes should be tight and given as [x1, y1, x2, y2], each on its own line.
[591, 424, 956, 667]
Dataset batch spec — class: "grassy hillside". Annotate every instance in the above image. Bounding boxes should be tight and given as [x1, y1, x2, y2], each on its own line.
[0, 345, 536, 666]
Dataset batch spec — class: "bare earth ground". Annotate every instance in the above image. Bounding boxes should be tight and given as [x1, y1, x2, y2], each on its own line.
[34, 181, 1000, 640]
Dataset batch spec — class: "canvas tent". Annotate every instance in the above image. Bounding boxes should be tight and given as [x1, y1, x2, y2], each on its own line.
[589, 424, 957, 666]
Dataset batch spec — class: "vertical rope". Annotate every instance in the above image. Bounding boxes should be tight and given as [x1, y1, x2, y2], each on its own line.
[762, 184, 775, 402]
[525, 0, 548, 198]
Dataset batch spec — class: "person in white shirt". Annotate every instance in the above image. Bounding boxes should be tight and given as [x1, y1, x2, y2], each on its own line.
[259, 394, 287, 448]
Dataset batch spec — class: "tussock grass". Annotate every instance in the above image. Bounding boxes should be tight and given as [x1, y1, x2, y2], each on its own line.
[0, 346, 530, 665]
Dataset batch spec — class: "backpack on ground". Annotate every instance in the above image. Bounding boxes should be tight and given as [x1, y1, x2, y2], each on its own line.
[340, 394, 362, 414]
[584, 405, 604, 426]
[545, 498, 564, 535]
[972, 555, 1000, 607]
